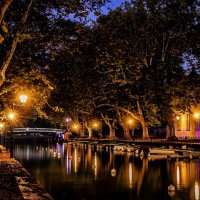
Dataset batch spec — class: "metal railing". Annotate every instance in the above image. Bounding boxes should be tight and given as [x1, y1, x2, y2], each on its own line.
[13, 128, 65, 133]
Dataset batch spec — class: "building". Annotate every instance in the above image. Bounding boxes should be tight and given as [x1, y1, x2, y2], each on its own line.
[175, 109, 200, 138]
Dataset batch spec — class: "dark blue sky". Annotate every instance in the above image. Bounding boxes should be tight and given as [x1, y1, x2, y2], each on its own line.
[84, 0, 130, 23]
[61, 0, 130, 24]
[101, 0, 128, 14]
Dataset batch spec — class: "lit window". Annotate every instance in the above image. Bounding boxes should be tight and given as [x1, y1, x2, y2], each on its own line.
[186, 114, 190, 131]
[195, 119, 200, 131]
[177, 115, 181, 131]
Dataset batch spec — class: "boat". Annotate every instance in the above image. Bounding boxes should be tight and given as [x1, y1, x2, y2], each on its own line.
[175, 149, 200, 158]
[126, 145, 135, 152]
[149, 148, 176, 155]
[113, 144, 126, 151]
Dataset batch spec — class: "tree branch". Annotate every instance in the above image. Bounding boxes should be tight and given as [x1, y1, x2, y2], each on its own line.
[95, 104, 140, 122]
[0, 0, 13, 25]
[0, 0, 33, 87]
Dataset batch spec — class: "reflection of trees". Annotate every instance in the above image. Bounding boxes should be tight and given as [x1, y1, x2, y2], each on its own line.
[108, 154, 149, 194]
[137, 158, 149, 195]
[167, 160, 200, 200]
[63, 145, 200, 200]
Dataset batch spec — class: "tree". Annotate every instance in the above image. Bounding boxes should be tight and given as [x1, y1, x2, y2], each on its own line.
[0, 0, 109, 125]
[90, 0, 199, 138]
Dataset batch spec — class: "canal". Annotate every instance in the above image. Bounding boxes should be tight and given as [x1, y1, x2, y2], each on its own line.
[12, 141, 200, 200]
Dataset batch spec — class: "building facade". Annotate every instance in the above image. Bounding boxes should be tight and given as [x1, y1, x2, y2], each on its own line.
[175, 110, 200, 139]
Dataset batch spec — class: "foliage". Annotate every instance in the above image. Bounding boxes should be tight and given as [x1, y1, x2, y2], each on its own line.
[0, 0, 109, 126]
[90, 0, 200, 130]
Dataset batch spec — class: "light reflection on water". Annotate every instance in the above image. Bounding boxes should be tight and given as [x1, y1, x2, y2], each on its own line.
[13, 142, 200, 200]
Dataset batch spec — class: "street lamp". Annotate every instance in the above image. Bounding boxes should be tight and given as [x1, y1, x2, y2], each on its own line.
[194, 113, 199, 119]
[8, 113, 15, 120]
[19, 95, 28, 104]
[0, 122, 4, 144]
[92, 122, 100, 130]
[72, 123, 80, 131]
[8, 112, 15, 158]
[126, 117, 134, 139]
[0, 123, 4, 128]
[128, 119, 133, 125]
[7, 94, 28, 158]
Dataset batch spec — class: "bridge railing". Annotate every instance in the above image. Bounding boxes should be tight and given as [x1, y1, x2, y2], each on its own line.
[13, 128, 65, 133]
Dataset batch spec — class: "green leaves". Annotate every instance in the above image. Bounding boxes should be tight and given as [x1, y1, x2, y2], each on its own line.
[0, 21, 8, 43]
[1, 25, 8, 33]
[16, 33, 32, 43]
[1, 21, 8, 33]
[0, 35, 4, 43]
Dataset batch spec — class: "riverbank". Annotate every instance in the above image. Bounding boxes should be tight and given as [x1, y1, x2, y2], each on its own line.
[0, 145, 53, 200]
[72, 137, 200, 149]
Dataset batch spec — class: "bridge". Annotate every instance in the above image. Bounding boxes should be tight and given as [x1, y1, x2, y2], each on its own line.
[13, 128, 65, 134]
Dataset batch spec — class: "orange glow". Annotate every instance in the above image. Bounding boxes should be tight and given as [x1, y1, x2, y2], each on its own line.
[176, 165, 180, 190]
[128, 119, 133, 124]
[195, 181, 199, 200]
[176, 116, 180, 120]
[8, 113, 15, 120]
[19, 94, 28, 104]
[90, 119, 101, 130]
[0, 123, 4, 128]
[194, 113, 199, 119]
[71, 122, 81, 132]
[125, 117, 134, 129]
[129, 163, 133, 188]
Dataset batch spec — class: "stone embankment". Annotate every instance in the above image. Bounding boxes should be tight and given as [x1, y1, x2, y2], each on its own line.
[0, 145, 53, 200]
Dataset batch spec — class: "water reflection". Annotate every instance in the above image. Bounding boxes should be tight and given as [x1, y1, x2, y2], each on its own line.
[176, 164, 180, 190]
[195, 181, 199, 200]
[128, 163, 133, 188]
[13, 142, 200, 200]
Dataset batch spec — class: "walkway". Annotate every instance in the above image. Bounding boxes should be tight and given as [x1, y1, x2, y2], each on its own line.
[0, 145, 53, 200]
[76, 138, 200, 148]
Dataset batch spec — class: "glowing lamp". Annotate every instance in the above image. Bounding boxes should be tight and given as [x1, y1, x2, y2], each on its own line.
[8, 113, 15, 120]
[20, 95, 28, 104]
[176, 116, 180, 120]
[128, 119, 133, 124]
[65, 117, 71, 123]
[194, 113, 199, 119]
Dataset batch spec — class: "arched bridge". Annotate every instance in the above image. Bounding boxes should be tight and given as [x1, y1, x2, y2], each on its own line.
[13, 128, 65, 134]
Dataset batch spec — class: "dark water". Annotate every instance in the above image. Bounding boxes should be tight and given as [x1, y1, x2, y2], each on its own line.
[12, 141, 200, 200]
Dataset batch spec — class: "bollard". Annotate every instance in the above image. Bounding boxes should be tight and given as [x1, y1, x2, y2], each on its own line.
[168, 184, 175, 197]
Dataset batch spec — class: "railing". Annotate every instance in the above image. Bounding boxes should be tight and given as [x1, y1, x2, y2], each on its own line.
[13, 128, 65, 133]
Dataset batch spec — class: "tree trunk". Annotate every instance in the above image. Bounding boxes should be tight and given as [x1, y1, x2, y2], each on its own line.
[0, 0, 33, 87]
[100, 113, 116, 139]
[0, 40, 17, 87]
[123, 128, 131, 139]
[87, 127, 92, 138]
[166, 125, 170, 138]
[108, 125, 115, 139]
[141, 120, 149, 138]
[166, 124, 175, 138]
[137, 100, 149, 138]
[79, 126, 84, 138]
[0, 0, 13, 25]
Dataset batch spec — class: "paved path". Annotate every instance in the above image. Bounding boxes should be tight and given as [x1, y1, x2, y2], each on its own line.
[0, 145, 53, 200]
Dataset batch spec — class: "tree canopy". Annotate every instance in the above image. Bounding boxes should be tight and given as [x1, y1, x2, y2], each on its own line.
[0, 0, 199, 138]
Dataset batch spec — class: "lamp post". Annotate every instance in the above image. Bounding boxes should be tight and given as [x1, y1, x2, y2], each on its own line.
[127, 118, 134, 139]
[0, 122, 4, 144]
[19, 95, 28, 104]
[8, 94, 28, 158]
[8, 112, 14, 158]
[92, 120, 101, 139]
